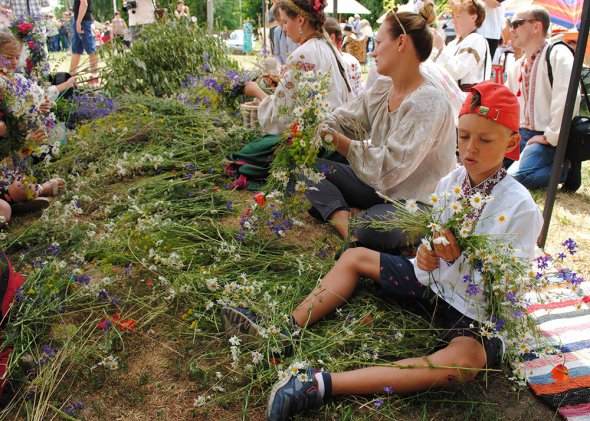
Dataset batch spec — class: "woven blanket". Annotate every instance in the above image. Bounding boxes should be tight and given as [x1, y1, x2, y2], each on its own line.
[521, 277, 590, 420]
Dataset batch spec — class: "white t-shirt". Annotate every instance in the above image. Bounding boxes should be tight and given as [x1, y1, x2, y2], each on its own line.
[478, 4, 506, 40]
[412, 167, 543, 322]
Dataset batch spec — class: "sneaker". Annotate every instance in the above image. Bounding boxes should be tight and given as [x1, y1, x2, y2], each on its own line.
[220, 306, 294, 355]
[266, 367, 325, 421]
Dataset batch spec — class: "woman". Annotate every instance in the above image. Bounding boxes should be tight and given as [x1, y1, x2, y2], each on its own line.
[433, 0, 491, 92]
[243, 0, 352, 134]
[227, 0, 352, 189]
[323, 18, 363, 96]
[307, 1, 457, 254]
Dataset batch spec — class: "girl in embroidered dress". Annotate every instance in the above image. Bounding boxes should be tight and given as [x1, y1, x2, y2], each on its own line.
[0, 33, 68, 224]
[226, 0, 353, 189]
[221, 82, 543, 421]
[305, 2, 457, 254]
[433, 0, 491, 93]
[243, 0, 353, 135]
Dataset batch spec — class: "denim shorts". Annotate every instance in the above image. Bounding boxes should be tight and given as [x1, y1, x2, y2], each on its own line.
[379, 253, 501, 366]
[71, 20, 96, 55]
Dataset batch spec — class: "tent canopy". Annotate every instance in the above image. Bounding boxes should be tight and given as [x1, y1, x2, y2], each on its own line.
[324, 0, 371, 15]
[504, 0, 583, 28]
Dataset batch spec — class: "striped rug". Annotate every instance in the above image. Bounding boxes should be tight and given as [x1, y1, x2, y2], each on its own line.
[521, 277, 590, 420]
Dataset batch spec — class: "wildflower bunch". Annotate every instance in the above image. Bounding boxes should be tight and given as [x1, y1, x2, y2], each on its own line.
[178, 68, 255, 111]
[9, 16, 48, 76]
[269, 70, 332, 196]
[356, 189, 584, 364]
[0, 70, 57, 158]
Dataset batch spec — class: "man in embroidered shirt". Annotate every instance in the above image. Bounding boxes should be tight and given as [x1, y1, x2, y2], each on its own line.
[505, 5, 579, 190]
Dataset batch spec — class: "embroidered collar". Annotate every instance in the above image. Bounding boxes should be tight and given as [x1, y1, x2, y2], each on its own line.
[461, 166, 507, 197]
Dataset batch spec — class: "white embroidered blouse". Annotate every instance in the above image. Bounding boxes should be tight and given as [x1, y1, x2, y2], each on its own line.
[435, 32, 492, 88]
[412, 166, 543, 322]
[323, 73, 457, 203]
[257, 37, 353, 135]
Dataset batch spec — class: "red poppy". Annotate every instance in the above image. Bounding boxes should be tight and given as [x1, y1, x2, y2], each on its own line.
[551, 364, 570, 383]
[253, 193, 265, 206]
[291, 122, 299, 135]
[146, 278, 154, 287]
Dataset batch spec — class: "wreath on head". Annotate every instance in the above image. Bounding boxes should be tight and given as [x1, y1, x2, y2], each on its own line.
[9, 17, 49, 78]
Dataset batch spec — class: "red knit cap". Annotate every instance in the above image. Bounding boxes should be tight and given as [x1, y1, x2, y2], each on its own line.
[459, 81, 520, 133]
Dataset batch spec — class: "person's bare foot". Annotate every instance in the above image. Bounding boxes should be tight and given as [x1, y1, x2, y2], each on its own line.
[40, 178, 66, 197]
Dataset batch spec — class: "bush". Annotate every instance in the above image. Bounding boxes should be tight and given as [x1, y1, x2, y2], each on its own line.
[101, 21, 239, 97]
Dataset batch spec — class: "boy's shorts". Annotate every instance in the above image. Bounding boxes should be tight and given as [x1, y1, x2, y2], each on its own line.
[71, 20, 96, 55]
[379, 253, 501, 366]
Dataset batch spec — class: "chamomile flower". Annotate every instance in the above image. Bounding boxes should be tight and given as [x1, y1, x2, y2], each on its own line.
[405, 199, 418, 213]
[297, 372, 311, 382]
[277, 370, 290, 380]
[429, 193, 441, 206]
[469, 192, 485, 209]
[452, 184, 462, 195]
[229, 336, 241, 346]
[205, 278, 219, 291]
[449, 201, 462, 214]
[497, 214, 507, 224]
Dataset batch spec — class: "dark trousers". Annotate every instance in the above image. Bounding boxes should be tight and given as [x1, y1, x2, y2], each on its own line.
[485, 38, 500, 59]
[306, 159, 424, 253]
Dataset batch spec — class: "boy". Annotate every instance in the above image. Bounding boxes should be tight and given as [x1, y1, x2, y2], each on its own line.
[221, 82, 543, 421]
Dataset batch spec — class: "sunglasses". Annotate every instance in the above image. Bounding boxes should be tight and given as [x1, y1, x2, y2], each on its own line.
[510, 19, 538, 29]
[386, 7, 407, 36]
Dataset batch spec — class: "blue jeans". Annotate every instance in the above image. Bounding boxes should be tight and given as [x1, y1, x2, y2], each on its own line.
[507, 128, 569, 189]
[71, 20, 96, 55]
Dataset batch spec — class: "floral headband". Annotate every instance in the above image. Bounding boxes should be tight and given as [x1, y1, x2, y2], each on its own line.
[282, 0, 323, 20]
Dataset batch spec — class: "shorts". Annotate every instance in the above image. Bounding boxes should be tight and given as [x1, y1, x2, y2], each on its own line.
[71, 20, 96, 55]
[379, 253, 501, 367]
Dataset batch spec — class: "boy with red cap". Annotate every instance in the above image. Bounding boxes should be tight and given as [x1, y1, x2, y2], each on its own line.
[222, 82, 543, 421]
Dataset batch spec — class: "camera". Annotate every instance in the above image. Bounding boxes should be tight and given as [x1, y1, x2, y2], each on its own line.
[122, 0, 137, 11]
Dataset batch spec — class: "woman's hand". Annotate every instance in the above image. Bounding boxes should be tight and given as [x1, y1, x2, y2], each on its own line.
[243, 81, 269, 101]
[416, 243, 439, 272]
[261, 73, 280, 88]
[432, 229, 461, 263]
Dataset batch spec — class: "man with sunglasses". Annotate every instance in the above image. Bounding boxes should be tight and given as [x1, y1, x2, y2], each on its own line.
[505, 5, 579, 189]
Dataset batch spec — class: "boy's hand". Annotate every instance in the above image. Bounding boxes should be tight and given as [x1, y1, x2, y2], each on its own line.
[432, 229, 461, 263]
[417, 243, 439, 272]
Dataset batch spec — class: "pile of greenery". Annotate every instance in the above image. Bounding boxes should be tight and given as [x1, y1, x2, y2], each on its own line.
[100, 21, 239, 97]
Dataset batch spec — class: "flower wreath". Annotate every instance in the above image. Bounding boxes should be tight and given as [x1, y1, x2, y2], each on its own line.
[9, 17, 49, 78]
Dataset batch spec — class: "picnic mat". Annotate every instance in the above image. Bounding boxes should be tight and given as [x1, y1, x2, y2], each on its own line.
[520, 275, 590, 420]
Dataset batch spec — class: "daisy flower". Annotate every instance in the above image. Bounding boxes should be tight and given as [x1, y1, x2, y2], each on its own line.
[449, 201, 462, 214]
[297, 372, 311, 382]
[405, 199, 418, 213]
[497, 214, 507, 224]
[469, 192, 485, 209]
[429, 193, 440, 206]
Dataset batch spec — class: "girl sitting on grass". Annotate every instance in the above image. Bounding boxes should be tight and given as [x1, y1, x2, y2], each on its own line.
[221, 82, 543, 420]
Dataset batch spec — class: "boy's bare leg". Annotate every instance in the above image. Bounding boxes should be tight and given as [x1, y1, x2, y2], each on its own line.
[331, 336, 488, 395]
[291, 247, 381, 327]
